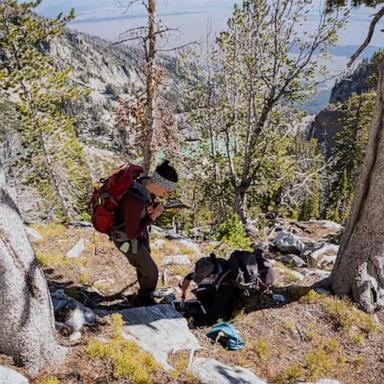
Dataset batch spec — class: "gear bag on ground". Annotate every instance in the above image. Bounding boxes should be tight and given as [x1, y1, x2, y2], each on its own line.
[228, 249, 274, 293]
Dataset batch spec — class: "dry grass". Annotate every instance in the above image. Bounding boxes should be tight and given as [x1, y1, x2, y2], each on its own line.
[162, 241, 181, 255]
[29, 317, 196, 384]
[36, 251, 65, 268]
[273, 364, 303, 384]
[170, 358, 200, 383]
[304, 337, 346, 381]
[35, 377, 60, 384]
[301, 291, 378, 336]
[250, 340, 269, 361]
[87, 314, 160, 383]
[92, 281, 109, 293]
[194, 293, 383, 384]
[150, 247, 163, 264]
[27, 223, 384, 384]
[78, 271, 89, 285]
[170, 264, 192, 277]
[31, 223, 138, 297]
[284, 271, 303, 283]
[178, 246, 195, 256]
[30, 223, 66, 238]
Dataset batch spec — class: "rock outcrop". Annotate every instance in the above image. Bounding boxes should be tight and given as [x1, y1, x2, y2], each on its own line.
[116, 305, 200, 370]
[191, 358, 268, 384]
[308, 109, 345, 158]
[273, 230, 305, 255]
[309, 51, 381, 157]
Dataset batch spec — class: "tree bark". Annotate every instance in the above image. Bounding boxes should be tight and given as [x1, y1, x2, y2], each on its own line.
[0, 160, 66, 376]
[233, 186, 248, 225]
[142, 0, 156, 174]
[331, 61, 384, 313]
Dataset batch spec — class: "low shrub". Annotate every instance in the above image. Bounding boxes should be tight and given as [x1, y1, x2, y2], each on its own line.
[215, 213, 252, 251]
[87, 314, 159, 383]
[273, 365, 303, 384]
[35, 377, 60, 384]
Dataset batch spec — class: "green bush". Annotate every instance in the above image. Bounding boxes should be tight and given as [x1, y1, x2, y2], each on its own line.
[215, 213, 252, 251]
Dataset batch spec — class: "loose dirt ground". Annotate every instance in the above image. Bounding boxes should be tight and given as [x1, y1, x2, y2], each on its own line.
[5, 222, 384, 384]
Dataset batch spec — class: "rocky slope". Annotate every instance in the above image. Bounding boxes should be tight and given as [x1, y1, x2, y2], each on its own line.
[0, 29, 182, 221]
[309, 51, 381, 156]
[329, 56, 380, 104]
[307, 109, 344, 158]
[50, 29, 181, 152]
[2, 218, 381, 383]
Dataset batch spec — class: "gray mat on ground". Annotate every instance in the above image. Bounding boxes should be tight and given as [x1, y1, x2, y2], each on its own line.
[191, 358, 268, 384]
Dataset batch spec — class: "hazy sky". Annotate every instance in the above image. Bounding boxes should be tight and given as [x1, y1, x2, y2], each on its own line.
[36, 0, 384, 47]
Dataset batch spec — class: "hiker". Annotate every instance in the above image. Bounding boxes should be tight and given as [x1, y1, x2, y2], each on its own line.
[180, 253, 238, 326]
[110, 160, 178, 306]
[180, 249, 274, 326]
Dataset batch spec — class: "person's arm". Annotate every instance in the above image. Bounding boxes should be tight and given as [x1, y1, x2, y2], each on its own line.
[122, 195, 153, 240]
[184, 272, 194, 282]
[194, 286, 237, 327]
[180, 272, 194, 291]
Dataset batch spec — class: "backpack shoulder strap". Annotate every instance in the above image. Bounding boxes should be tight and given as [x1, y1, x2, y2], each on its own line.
[111, 181, 151, 235]
[125, 181, 151, 205]
[215, 270, 232, 290]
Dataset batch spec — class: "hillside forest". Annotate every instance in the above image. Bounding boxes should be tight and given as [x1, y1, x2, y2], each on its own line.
[1, 0, 384, 383]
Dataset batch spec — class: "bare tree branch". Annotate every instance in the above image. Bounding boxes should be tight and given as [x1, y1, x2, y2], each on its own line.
[156, 27, 179, 35]
[117, 26, 149, 37]
[117, 0, 141, 9]
[112, 36, 145, 45]
[157, 41, 199, 52]
[348, 6, 384, 67]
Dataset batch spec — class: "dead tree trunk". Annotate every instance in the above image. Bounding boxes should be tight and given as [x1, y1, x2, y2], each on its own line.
[39, 128, 74, 220]
[0, 160, 66, 376]
[233, 187, 247, 225]
[331, 61, 384, 313]
[142, 0, 156, 174]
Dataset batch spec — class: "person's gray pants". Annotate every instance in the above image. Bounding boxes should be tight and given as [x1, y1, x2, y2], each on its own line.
[115, 235, 158, 296]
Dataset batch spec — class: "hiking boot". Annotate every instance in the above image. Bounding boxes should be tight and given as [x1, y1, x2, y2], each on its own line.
[137, 294, 157, 307]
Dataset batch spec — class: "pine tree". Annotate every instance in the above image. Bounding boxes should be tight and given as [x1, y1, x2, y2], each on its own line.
[180, 0, 345, 225]
[325, 92, 375, 222]
[0, 0, 91, 221]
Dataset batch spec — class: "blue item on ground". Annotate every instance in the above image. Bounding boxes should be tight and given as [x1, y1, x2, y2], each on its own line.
[207, 322, 244, 350]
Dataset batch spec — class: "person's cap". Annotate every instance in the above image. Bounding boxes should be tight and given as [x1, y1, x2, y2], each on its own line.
[151, 160, 178, 192]
[192, 257, 215, 283]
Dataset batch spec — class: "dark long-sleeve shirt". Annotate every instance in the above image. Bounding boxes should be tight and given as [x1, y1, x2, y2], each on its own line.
[114, 193, 153, 240]
[185, 259, 233, 287]
[184, 258, 237, 326]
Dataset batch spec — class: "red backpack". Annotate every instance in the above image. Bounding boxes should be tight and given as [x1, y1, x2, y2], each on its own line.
[90, 163, 144, 234]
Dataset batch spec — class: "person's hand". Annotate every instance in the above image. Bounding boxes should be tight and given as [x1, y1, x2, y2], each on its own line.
[171, 208, 182, 214]
[181, 278, 190, 291]
[149, 203, 164, 220]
